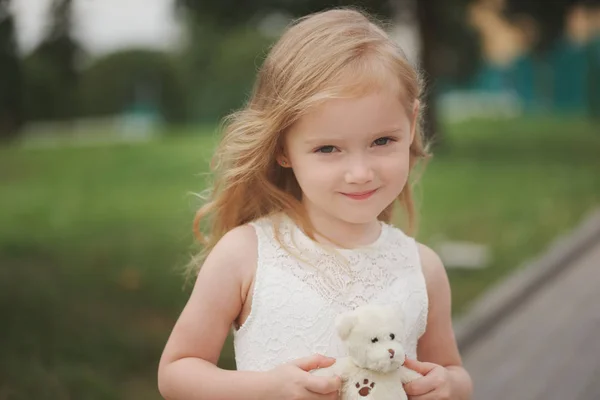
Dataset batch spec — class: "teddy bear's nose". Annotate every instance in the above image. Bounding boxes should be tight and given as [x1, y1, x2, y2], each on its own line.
[388, 349, 395, 358]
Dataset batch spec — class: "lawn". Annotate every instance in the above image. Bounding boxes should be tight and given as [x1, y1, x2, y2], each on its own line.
[0, 116, 598, 399]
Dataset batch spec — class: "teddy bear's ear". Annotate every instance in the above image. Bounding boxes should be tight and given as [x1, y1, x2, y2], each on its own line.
[335, 311, 358, 341]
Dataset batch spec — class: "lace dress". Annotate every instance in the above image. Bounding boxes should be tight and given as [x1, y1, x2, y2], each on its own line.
[233, 214, 429, 371]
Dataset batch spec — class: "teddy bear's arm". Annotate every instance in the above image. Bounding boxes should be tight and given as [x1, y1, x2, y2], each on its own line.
[310, 365, 337, 378]
[398, 365, 423, 384]
[310, 358, 349, 380]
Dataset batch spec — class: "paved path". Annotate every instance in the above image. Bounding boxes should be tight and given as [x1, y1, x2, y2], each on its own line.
[461, 240, 600, 400]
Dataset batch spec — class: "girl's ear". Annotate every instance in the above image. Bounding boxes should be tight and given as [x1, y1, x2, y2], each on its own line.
[277, 156, 291, 168]
[277, 145, 292, 168]
[410, 100, 420, 144]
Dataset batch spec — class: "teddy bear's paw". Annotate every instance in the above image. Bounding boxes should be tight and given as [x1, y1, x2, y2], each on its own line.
[355, 379, 375, 397]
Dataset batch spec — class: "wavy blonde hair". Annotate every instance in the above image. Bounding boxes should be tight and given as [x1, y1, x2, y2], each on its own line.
[190, 7, 431, 273]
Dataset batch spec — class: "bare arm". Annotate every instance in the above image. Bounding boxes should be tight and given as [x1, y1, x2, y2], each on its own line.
[416, 244, 473, 399]
[158, 225, 273, 399]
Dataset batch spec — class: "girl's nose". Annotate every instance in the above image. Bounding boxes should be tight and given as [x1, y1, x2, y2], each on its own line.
[344, 157, 373, 184]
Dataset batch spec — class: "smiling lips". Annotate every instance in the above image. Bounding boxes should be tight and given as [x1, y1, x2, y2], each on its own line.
[341, 189, 377, 200]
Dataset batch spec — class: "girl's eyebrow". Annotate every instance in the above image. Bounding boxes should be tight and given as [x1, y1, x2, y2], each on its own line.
[303, 136, 343, 145]
[369, 127, 404, 136]
[303, 127, 404, 145]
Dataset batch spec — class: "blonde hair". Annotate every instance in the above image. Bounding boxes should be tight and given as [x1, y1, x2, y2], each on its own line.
[190, 7, 431, 274]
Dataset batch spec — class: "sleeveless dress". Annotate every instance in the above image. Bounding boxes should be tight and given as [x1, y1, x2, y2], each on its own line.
[233, 214, 429, 372]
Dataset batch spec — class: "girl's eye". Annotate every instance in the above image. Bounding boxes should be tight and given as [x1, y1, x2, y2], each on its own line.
[315, 145, 336, 154]
[371, 337, 379, 343]
[390, 333, 395, 340]
[373, 137, 393, 146]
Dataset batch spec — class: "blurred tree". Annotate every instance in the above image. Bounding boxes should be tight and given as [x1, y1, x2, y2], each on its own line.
[172, 12, 273, 124]
[177, 0, 481, 144]
[79, 49, 188, 124]
[23, 0, 82, 122]
[0, 0, 23, 141]
[181, 22, 273, 123]
[409, 0, 480, 145]
[504, 0, 590, 54]
[503, 0, 600, 114]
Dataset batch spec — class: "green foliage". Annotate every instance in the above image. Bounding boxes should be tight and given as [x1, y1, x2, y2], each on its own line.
[0, 0, 23, 140]
[415, 0, 482, 83]
[78, 49, 188, 123]
[181, 22, 273, 122]
[21, 50, 68, 122]
[22, 0, 82, 122]
[412, 0, 481, 142]
[177, 0, 395, 26]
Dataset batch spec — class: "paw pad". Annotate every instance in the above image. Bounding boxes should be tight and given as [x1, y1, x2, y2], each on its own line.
[355, 379, 375, 397]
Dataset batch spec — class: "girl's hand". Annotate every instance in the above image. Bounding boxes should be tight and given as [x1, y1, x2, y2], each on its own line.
[403, 358, 452, 400]
[267, 354, 341, 400]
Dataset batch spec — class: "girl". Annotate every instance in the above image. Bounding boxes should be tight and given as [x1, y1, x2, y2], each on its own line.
[158, 8, 472, 400]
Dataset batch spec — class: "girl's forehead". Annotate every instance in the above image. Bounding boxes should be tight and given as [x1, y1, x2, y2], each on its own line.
[295, 65, 411, 122]
[329, 66, 403, 99]
[288, 88, 410, 140]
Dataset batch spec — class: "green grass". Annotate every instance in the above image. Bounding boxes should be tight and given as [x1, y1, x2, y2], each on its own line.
[0, 116, 598, 398]
[419, 117, 600, 310]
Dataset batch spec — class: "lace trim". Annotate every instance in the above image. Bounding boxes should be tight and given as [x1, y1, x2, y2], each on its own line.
[241, 215, 424, 319]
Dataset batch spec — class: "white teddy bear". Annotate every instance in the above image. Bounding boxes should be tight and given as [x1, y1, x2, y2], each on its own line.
[312, 304, 423, 400]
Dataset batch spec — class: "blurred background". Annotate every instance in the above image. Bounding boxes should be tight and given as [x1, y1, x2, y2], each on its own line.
[0, 0, 599, 398]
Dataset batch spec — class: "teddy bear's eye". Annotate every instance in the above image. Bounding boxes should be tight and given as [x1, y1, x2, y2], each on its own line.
[390, 333, 395, 340]
[371, 337, 379, 343]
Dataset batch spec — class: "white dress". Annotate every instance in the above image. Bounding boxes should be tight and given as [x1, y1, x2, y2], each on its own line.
[233, 214, 429, 372]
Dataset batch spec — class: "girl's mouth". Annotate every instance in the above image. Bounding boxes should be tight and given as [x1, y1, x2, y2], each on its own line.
[341, 189, 377, 200]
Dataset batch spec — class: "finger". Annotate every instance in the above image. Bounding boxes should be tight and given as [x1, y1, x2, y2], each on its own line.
[407, 387, 449, 400]
[309, 390, 340, 400]
[292, 354, 336, 372]
[407, 391, 439, 400]
[305, 374, 342, 394]
[404, 358, 437, 375]
[404, 376, 437, 396]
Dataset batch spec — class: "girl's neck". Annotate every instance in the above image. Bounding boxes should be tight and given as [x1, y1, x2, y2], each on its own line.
[301, 203, 382, 249]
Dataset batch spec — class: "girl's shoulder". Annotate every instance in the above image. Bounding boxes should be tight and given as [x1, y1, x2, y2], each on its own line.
[414, 242, 450, 299]
[211, 224, 258, 264]
[210, 214, 286, 290]
[416, 242, 445, 275]
[205, 224, 259, 293]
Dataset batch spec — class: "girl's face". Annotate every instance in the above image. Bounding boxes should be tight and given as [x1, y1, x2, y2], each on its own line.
[282, 88, 418, 227]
